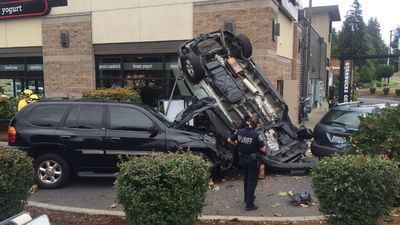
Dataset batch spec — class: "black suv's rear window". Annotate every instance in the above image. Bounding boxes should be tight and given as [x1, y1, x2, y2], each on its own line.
[26, 105, 69, 127]
[320, 109, 367, 128]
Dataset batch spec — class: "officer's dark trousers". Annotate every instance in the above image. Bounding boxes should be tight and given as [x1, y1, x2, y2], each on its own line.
[239, 156, 259, 207]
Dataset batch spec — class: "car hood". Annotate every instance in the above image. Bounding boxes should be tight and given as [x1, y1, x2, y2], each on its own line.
[172, 97, 216, 128]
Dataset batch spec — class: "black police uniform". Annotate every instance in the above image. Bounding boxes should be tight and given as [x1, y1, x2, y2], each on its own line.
[230, 127, 265, 209]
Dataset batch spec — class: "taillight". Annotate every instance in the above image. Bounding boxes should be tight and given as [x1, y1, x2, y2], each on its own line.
[8, 126, 16, 143]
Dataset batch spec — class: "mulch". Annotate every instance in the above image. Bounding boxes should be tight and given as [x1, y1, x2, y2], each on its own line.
[26, 206, 400, 225]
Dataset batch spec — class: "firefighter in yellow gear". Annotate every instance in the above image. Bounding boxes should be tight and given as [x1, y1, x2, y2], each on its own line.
[18, 89, 33, 111]
[28, 94, 39, 103]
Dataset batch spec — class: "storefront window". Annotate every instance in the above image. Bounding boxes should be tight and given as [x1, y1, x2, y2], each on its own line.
[0, 57, 44, 97]
[96, 54, 191, 107]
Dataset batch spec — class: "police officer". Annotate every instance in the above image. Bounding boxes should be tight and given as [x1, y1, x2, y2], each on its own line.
[227, 116, 266, 211]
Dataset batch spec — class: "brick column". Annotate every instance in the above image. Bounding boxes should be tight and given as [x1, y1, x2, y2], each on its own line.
[42, 13, 95, 98]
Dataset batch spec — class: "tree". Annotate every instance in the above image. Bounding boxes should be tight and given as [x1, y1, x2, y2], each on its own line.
[366, 17, 388, 65]
[375, 64, 395, 83]
[331, 28, 340, 58]
[353, 66, 374, 85]
[338, 0, 371, 67]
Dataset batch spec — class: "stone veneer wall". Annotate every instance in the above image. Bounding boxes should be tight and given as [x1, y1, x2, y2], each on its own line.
[193, 0, 301, 123]
[42, 14, 95, 98]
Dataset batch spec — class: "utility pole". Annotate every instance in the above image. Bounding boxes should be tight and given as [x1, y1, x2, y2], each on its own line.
[387, 30, 392, 65]
[306, 0, 312, 99]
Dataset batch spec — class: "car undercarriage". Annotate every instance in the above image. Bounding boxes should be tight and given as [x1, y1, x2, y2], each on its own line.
[178, 30, 314, 173]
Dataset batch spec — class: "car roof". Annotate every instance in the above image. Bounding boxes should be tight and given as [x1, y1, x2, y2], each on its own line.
[331, 102, 397, 113]
[35, 98, 146, 107]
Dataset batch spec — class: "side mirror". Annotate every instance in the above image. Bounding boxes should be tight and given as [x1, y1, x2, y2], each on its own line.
[146, 124, 159, 137]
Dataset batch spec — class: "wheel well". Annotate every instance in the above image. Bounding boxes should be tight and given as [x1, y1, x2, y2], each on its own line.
[29, 147, 72, 169]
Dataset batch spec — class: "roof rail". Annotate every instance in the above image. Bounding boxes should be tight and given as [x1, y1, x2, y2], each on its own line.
[335, 101, 361, 107]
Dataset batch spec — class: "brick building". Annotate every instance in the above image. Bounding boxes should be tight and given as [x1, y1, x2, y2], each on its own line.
[0, 0, 303, 122]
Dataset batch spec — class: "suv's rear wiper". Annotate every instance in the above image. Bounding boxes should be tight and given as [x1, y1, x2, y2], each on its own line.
[327, 121, 347, 127]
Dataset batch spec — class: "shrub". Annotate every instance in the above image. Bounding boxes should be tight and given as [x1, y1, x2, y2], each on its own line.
[376, 82, 382, 87]
[349, 104, 400, 161]
[0, 97, 18, 119]
[0, 146, 34, 221]
[396, 89, 400, 96]
[115, 152, 210, 225]
[383, 87, 390, 95]
[369, 87, 376, 94]
[312, 155, 400, 225]
[82, 87, 141, 103]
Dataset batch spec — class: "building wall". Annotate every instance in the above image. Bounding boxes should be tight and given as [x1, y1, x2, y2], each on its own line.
[312, 14, 331, 59]
[0, 18, 42, 47]
[193, 0, 300, 123]
[42, 14, 95, 98]
[277, 11, 294, 59]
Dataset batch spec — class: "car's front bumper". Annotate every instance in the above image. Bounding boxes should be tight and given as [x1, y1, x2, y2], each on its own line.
[311, 140, 347, 157]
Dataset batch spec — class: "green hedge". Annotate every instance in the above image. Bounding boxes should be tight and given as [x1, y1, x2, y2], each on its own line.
[349, 104, 400, 161]
[369, 87, 376, 94]
[312, 155, 400, 225]
[115, 152, 210, 225]
[383, 87, 390, 95]
[0, 146, 34, 221]
[376, 82, 382, 87]
[82, 87, 141, 103]
[0, 97, 18, 119]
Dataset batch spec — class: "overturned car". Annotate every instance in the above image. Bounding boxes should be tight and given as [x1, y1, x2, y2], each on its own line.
[177, 30, 314, 173]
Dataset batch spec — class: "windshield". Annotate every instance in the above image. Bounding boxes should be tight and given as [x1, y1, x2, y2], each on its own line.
[144, 106, 173, 127]
[321, 110, 368, 128]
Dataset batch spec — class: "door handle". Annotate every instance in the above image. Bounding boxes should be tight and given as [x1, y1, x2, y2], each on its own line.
[108, 137, 121, 141]
[60, 135, 72, 140]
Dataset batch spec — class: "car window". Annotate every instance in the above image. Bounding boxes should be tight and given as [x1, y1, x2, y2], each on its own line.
[26, 105, 69, 127]
[321, 110, 366, 128]
[64, 105, 104, 129]
[109, 106, 154, 131]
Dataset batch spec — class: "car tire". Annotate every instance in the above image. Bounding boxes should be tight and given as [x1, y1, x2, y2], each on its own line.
[181, 52, 205, 84]
[34, 153, 71, 189]
[234, 34, 253, 58]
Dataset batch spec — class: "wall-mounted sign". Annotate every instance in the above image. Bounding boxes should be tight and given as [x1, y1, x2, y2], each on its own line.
[123, 63, 163, 71]
[339, 60, 352, 103]
[27, 64, 43, 71]
[98, 63, 121, 70]
[0, 64, 25, 71]
[0, 0, 50, 20]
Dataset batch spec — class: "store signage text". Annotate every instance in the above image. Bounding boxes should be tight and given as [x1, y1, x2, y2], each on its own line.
[123, 63, 163, 71]
[99, 63, 121, 70]
[343, 60, 351, 102]
[27, 64, 43, 71]
[0, 0, 50, 19]
[0, 64, 25, 71]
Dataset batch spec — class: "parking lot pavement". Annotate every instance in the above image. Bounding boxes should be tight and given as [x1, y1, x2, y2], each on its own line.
[28, 169, 322, 217]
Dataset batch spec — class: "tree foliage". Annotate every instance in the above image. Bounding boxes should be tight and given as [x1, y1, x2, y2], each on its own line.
[375, 64, 395, 82]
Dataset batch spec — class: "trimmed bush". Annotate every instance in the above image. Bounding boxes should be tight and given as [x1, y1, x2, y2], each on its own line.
[396, 89, 400, 96]
[369, 87, 376, 94]
[383, 87, 390, 95]
[0, 96, 18, 119]
[349, 104, 400, 161]
[115, 152, 210, 225]
[312, 155, 400, 225]
[0, 146, 34, 221]
[82, 87, 141, 103]
[376, 82, 382, 87]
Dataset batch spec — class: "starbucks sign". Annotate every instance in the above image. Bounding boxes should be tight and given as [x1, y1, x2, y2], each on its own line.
[0, 0, 50, 19]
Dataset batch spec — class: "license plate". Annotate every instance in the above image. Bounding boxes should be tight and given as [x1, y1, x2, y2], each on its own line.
[331, 135, 346, 144]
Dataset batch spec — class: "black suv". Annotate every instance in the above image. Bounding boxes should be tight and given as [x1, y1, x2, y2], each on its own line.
[311, 102, 392, 157]
[8, 99, 232, 189]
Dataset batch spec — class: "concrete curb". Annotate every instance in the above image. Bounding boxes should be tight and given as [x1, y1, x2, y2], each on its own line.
[28, 201, 327, 222]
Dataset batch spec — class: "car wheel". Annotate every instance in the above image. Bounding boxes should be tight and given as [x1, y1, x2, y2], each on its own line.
[233, 34, 253, 58]
[34, 153, 71, 189]
[181, 52, 205, 84]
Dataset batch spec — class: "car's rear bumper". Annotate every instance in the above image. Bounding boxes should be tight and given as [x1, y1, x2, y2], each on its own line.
[311, 140, 346, 157]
